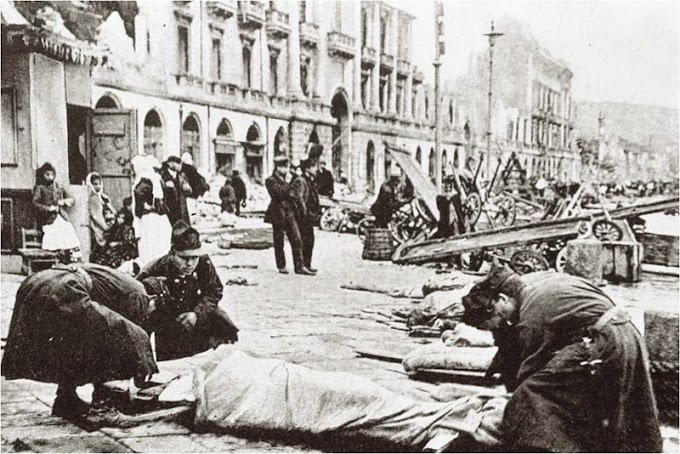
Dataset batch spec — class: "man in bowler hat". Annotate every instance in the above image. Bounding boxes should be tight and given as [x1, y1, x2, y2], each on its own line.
[136, 221, 239, 360]
[264, 157, 314, 275]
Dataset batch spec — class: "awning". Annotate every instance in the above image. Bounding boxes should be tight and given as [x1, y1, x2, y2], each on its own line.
[2, 24, 107, 66]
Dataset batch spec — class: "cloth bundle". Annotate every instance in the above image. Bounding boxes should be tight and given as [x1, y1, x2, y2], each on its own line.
[402, 345, 498, 374]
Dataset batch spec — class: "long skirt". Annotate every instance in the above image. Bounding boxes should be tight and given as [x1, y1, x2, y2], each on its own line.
[42, 215, 80, 251]
[135, 213, 171, 268]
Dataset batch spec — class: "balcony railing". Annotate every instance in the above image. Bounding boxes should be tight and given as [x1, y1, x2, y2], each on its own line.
[266, 9, 290, 39]
[207, 0, 236, 19]
[238, 1, 265, 29]
[175, 73, 205, 89]
[299, 21, 319, 48]
[380, 53, 394, 70]
[397, 59, 410, 76]
[327, 31, 356, 59]
[361, 46, 377, 67]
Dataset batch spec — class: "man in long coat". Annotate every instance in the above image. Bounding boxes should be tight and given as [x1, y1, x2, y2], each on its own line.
[264, 157, 313, 275]
[370, 167, 406, 228]
[232, 170, 247, 216]
[461, 263, 662, 452]
[136, 221, 239, 360]
[160, 156, 192, 226]
[2, 264, 160, 418]
[291, 159, 321, 272]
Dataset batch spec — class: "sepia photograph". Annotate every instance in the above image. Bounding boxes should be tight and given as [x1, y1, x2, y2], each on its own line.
[0, 0, 678, 452]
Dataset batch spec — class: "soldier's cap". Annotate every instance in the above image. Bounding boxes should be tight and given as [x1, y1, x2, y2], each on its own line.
[171, 220, 205, 257]
[273, 156, 289, 167]
[142, 276, 170, 301]
[166, 155, 182, 164]
[461, 263, 518, 326]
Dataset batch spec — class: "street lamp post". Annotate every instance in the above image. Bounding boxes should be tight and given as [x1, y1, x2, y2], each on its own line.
[484, 21, 503, 182]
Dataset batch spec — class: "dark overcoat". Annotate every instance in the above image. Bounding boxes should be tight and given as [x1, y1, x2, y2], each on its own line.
[264, 173, 297, 226]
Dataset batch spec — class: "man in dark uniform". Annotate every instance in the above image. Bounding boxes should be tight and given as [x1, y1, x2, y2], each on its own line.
[370, 166, 407, 228]
[2, 264, 161, 418]
[265, 157, 314, 275]
[232, 170, 247, 216]
[291, 159, 321, 272]
[316, 160, 334, 198]
[436, 175, 468, 238]
[160, 156, 192, 226]
[136, 221, 239, 360]
[461, 263, 662, 452]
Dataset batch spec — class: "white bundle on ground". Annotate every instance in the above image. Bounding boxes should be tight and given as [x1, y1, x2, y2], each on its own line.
[442, 324, 495, 347]
[403, 344, 497, 373]
[165, 346, 505, 449]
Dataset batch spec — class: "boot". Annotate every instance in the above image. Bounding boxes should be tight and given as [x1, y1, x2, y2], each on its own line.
[52, 385, 89, 418]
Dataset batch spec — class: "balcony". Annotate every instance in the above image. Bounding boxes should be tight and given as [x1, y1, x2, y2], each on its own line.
[327, 31, 356, 59]
[238, 0, 265, 29]
[207, 0, 236, 19]
[174, 73, 205, 90]
[380, 53, 394, 70]
[299, 21, 319, 48]
[266, 9, 290, 39]
[397, 59, 410, 76]
[361, 46, 377, 67]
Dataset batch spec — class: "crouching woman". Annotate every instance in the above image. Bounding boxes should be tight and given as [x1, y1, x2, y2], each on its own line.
[1, 264, 167, 418]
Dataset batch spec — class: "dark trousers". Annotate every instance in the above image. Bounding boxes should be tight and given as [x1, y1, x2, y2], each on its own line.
[299, 220, 315, 268]
[235, 200, 241, 216]
[273, 216, 304, 271]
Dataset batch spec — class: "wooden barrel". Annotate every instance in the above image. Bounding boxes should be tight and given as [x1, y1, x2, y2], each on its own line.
[362, 228, 394, 261]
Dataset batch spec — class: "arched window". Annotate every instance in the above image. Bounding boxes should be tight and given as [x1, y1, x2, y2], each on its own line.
[453, 148, 460, 169]
[428, 148, 435, 182]
[95, 94, 119, 108]
[449, 102, 454, 125]
[242, 46, 252, 88]
[182, 114, 201, 166]
[442, 149, 448, 176]
[143, 109, 164, 159]
[244, 124, 264, 183]
[214, 119, 234, 174]
[416, 146, 422, 165]
[366, 141, 375, 193]
[273, 127, 288, 158]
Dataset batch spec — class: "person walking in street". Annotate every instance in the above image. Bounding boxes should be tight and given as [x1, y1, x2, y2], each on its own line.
[136, 221, 239, 360]
[32, 162, 81, 263]
[181, 152, 210, 219]
[291, 159, 320, 272]
[131, 155, 172, 268]
[86, 171, 115, 265]
[232, 170, 247, 216]
[161, 155, 192, 226]
[460, 262, 662, 452]
[370, 166, 407, 229]
[219, 175, 238, 214]
[264, 157, 313, 275]
[316, 160, 334, 199]
[2, 263, 163, 419]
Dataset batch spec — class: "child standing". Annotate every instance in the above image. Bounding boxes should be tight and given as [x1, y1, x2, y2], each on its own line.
[98, 208, 139, 270]
[32, 162, 81, 262]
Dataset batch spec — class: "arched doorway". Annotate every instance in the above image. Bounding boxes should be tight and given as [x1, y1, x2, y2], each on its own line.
[331, 90, 350, 182]
[366, 141, 375, 193]
[428, 147, 435, 183]
[143, 109, 164, 159]
[244, 124, 264, 183]
[214, 119, 235, 174]
[95, 94, 120, 108]
[273, 127, 288, 158]
[182, 114, 201, 167]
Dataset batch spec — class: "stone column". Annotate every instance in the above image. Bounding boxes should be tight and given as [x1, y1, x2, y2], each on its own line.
[288, 1, 303, 98]
[370, 3, 380, 112]
[404, 70, 413, 119]
[388, 11, 398, 114]
[352, 0, 362, 108]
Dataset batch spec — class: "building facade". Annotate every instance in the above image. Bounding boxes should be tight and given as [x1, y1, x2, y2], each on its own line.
[456, 18, 580, 183]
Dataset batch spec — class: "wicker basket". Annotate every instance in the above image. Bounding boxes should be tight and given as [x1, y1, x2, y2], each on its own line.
[362, 228, 394, 261]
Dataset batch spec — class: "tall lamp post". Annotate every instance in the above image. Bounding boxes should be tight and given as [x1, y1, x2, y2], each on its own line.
[483, 21, 503, 181]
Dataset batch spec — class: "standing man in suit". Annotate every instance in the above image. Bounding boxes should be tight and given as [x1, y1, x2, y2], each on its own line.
[232, 170, 247, 216]
[161, 156, 192, 226]
[291, 159, 320, 273]
[316, 160, 334, 199]
[265, 157, 314, 275]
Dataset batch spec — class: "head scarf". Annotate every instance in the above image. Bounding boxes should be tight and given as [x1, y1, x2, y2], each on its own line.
[132, 155, 164, 201]
[86, 171, 103, 196]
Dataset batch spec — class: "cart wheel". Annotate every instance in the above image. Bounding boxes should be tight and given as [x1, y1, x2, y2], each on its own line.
[592, 220, 623, 242]
[465, 192, 482, 225]
[510, 249, 550, 275]
[460, 251, 485, 272]
[320, 207, 344, 231]
[494, 196, 517, 227]
[577, 221, 592, 239]
[555, 247, 568, 272]
[356, 217, 374, 243]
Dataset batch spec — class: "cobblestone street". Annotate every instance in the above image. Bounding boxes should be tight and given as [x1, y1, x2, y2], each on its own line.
[2, 224, 679, 452]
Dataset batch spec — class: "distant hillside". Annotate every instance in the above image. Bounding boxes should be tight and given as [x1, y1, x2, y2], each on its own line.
[575, 101, 678, 149]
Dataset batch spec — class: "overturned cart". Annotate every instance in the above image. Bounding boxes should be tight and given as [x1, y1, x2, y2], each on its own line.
[392, 196, 680, 272]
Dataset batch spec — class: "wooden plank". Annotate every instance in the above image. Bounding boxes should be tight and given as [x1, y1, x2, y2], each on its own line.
[355, 349, 404, 363]
[386, 143, 439, 220]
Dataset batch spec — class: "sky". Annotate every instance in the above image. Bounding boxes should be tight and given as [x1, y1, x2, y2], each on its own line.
[390, 0, 679, 109]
